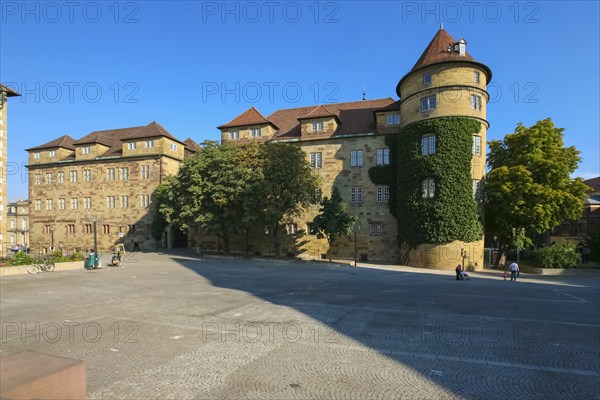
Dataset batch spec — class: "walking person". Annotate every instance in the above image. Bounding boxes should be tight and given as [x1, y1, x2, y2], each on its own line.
[509, 261, 519, 281]
[455, 264, 462, 280]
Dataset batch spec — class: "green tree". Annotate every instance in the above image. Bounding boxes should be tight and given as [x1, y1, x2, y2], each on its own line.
[260, 143, 320, 256]
[308, 186, 357, 262]
[484, 118, 590, 262]
[151, 180, 173, 247]
[583, 226, 600, 262]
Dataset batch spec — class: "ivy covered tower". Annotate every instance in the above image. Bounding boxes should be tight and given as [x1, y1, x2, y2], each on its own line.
[393, 27, 492, 270]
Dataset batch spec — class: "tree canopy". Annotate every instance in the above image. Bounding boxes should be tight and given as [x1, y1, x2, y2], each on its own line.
[484, 118, 590, 251]
[308, 186, 357, 261]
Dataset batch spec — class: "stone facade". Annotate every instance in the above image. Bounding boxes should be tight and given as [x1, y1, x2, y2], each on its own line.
[0, 84, 20, 256]
[6, 199, 29, 249]
[192, 28, 491, 269]
[26, 123, 197, 253]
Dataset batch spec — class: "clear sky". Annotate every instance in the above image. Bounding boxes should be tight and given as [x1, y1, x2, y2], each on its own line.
[1, 0, 599, 200]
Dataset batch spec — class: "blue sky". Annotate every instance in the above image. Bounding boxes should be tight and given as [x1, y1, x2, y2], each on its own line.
[1, 0, 599, 199]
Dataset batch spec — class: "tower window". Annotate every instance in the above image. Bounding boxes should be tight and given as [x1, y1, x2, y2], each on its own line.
[472, 136, 482, 156]
[474, 71, 480, 83]
[421, 95, 436, 112]
[422, 178, 435, 198]
[423, 73, 432, 85]
[471, 94, 482, 110]
[473, 179, 482, 200]
[421, 134, 436, 155]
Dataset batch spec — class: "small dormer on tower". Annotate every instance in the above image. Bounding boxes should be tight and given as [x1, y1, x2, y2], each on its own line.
[448, 38, 467, 55]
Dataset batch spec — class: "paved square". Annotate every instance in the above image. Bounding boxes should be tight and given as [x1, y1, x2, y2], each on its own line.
[1, 251, 599, 399]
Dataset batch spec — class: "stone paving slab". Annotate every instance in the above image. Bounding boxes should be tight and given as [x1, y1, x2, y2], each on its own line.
[1, 250, 599, 399]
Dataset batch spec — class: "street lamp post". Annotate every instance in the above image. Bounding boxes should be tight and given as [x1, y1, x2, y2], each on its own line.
[354, 223, 361, 267]
[50, 226, 55, 251]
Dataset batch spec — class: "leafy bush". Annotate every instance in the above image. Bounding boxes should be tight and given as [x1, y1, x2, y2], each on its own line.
[9, 251, 35, 266]
[533, 241, 581, 269]
[583, 226, 600, 261]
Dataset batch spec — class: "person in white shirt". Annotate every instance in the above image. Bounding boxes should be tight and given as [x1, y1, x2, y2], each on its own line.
[509, 261, 519, 281]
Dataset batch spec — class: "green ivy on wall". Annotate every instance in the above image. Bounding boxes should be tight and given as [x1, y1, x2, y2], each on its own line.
[369, 116, 483, 249]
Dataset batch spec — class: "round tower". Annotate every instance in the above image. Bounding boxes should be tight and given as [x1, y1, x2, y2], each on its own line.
[396, 27, 492, 270]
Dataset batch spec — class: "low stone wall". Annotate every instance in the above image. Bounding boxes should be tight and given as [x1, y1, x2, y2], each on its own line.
[0, 261, 83, 277]
[519, 265, 600, 276]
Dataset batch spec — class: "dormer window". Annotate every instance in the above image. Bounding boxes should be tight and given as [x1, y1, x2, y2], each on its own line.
[34, 152, 41, 159]
[312, 122, 324, 131]
[386, 114, 400, 125]
[145, 140, 154, 148]
[229, 131, 239, 140]
[82, 146, 90, 154]
[458, 39, 466, 55]
[49, 150, 56, 157]
[128, 142, 136, 150]
[170, 143, 177, 151]
[251, 128, 262, 138]
[423, 73, 432, 85]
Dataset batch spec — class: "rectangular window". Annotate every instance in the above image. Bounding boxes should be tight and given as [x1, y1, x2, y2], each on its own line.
[49, 150, 56, 157]
[229, 131, 239, 140]
[34, 152, 41, 159]
[421, 95, 436, 112]
[250, 128, 262, 138]
[107, 196, 116, 208]
[470, 94, 481, 110]
[83, 169, 92, 182]
[350, 150, 363, 167]
[170, 143, 177, 151]
[34, 174, 41, 185]
[350, 187, 363, 203]
[57, 171, 64, 183]
[128, 224, 136, 234]
[84, 197, 92, 209]
[22, 219, 27, 230]
[140, 194, 150, 208]
[106, 168, 115, 181]
[120, 167, 129, 180]
[103, 225, 110, 234]
[84, 224, 93, 234]
[472, 136, 482, 156]
[82, 146, 90, 154]
[421, 134, 436, 155]
[474, 71, 480, 83]
[58, 198, 66, 210]
[71, 198, 79, 210]
[386, 114, 400, 125]
[309, 152, 322, 169]
[67, 224, 75, 235]
[376, 148, 390, 165]
[46, 173, 52, 184]
[44, 225, 51, 234]
[285, 223, 298, 235]
[120, 195, 129, 208]
[141, 165, 150, 179]
[473, 179, 482, 200]
[128, 142, 136, 150]
[423, 73, 432, 85]
[422, 178, 436, 198]
[312, 121, 324, 131]
[370, 224, 383, 235]
[34, 200, 41, 211]
[46, 199, 53, 211]
[70, 170, 78, 183]
[377, 186, 389, 203]
[145, 140, 154, 148]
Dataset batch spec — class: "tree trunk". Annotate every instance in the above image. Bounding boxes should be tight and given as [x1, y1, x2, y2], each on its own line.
[327, 237, 332, 262]
[273, 224, 281, 257]
[245, 228, 250, 258]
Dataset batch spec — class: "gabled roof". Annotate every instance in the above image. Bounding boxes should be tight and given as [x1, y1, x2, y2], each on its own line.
[26, 135, 75, 151]
[217, 107, 276, 129]
[183, 138, 200, 152]
[397, 28, 492, 97]
[584, 177, 600, 194]
[298, 105, 338, 120]
[257, 98, 395, 140]
[374, 100, 401, 113]
[122, 121, 184, 144]
[0, 83, 20, 97]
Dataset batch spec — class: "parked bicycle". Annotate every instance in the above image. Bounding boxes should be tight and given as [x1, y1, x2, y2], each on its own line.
[27, 259, 56, 274]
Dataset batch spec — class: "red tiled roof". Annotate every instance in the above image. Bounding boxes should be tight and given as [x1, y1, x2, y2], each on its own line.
[260, 98, 395, 140]
[584, 177, 600, 193]
[123, 121, 183, 144]
[397, 28, 492, 97]
[26, 135, 76, 151]
[0, 83, 20, 97]
[374, 100, 401, 112]
[183, 138, 200, 152]
[217, 107, 276, 129]
[298, 105, 338, 120]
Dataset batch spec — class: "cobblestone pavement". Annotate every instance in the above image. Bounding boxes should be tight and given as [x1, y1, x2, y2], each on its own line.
[1, 251, 599, 399]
